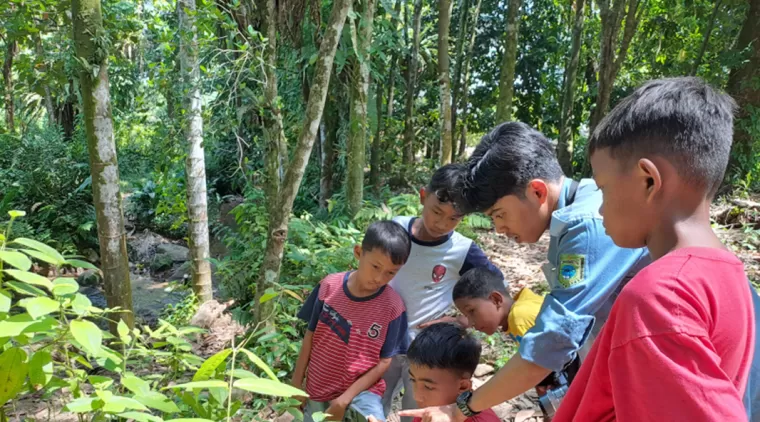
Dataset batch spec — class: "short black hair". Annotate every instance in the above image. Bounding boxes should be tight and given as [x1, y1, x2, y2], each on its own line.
[362, 220, 412, 266]
[458, 122, 564, 213]
[407, 322, 481, 376]
[427, 164, 465, 204]
[589, 77, 736, 199]
[452, 267, 508, 301]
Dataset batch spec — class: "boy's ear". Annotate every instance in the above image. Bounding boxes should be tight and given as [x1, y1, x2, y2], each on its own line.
[526, 179, 549, 205]
[489, 291, 504, 307]
[637, 158, 662, 202]
[458, 376, 472, 394]
[419, 188, 427, 205]
[353, 245, 362, 260]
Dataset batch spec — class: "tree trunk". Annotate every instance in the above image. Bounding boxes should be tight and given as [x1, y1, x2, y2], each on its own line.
[255, 0, 351, 324]
[403, 0, 423, 166]
[72, 0, 133, 330]
[178, 0, 212, 303]
[590, 0, 641, 133]
[370, 77, 383, 190]
[3, 40, 16, 132]
[557, 0, 586, 175]
[726, 0, 760, 175]
[495, 0, 522, 123]
[346, 0, 376, 217]
[451, 0, 471, 156]
[382, 0, 402, 174]
[320, 91, 338, 210]
[34, 36, 56, 126]
[439, 0, 454, 165]
[457, 0, 483, 159]
[690, 0, 723, 76]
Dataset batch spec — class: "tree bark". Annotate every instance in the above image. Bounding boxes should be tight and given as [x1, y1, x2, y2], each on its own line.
[557, 0, 586, 175]
[3, 40, 16, 132]
[403, 0, 423, 166]
[72, 0, 133, 330]
[178, 0, 212, 303]
[457, 0, 483, 159]
[690, 0, 723, 76]
[346, 0, 376, 217]
[34, 36, 56, 126]
[439, 0, 454, 164]
[495, 0, 522, 123]
[451, 0, 471, 156]
[726, 0, 760, 175]
[320, 90, 338, 210]
[370, 77, 383, 190]
[255, 0, 351, 324]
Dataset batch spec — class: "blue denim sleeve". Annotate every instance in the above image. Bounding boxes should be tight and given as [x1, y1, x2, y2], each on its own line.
[519, 217, 647, 372]
[380, 311, 409, 358]
[297, 284, 322, 332]
[459, 242, 505, 279]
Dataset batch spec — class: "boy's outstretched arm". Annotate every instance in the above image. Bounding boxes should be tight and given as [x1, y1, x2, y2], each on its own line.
[291, 330, 314, 389]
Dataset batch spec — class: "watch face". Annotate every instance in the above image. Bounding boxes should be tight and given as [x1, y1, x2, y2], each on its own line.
[456, 391, 475, 417]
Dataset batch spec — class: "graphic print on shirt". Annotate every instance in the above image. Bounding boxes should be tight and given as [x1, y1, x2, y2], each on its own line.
[431, 264, 447, 283]
[318, 302, 351, 344]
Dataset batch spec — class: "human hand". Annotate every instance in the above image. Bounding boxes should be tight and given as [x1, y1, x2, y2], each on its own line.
[398, 403, 466, 422]
[417, 315, 467, 329]
[367, 417, 381, 422]
[325, 397, 349, 421]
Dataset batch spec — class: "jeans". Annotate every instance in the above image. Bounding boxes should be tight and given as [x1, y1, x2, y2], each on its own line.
[304, 390, 385, 422]
[381, 355, 416, 422]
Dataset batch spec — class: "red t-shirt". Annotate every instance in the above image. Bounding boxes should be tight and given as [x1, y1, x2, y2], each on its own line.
[554, 248, 755, 422]
[412, 408, 500, 422]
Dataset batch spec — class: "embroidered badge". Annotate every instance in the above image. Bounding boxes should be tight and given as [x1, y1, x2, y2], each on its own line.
[432, 265, 446, 283]
[558, 254, 585, 288]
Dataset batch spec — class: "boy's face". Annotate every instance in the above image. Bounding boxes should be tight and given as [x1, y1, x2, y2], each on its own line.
[420, 188, 464, 239]
[353, 246, 404, 291]
[484, 180, 552, 244]
[454, 293, 507, 335]
[409, 363, 471, 409]
[590, 148, 657, 248]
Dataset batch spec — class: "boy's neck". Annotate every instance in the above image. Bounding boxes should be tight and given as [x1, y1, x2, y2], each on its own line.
[412, 217, 448, 242]
[646, 201, 725, 260]
[346, 271, 380, 298]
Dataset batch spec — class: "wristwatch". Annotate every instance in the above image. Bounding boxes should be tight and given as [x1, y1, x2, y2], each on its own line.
[456, 391, 480, 417]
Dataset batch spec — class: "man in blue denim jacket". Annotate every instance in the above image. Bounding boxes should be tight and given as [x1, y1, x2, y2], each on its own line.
[400, 122, 650, 422]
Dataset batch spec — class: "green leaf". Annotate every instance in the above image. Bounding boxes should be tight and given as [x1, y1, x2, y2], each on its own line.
[0, 313, 35, 337]
[65, 397, 104, 412]
[4, 269, 54, 291]
[8, 210, 26, 219]
[71, 320, 102, 357]
[240, 348, 278, 381]
[11, 238, 65, 265]
[117, 412, 164, 422]
[232, 378, 306, 398]
[0, 250, 32, 270]
[5, 280, 47, 297]
[102, 395, 149, 413]
[19, 296, 60, 319]
[259, 291, 278, 304]
[118, 319, 131, 343]
[135, 392, 180, 413]
[71, 293, 92, 315]
[29, 350, 53, 390]
[163, 380, 228, 390]
[164, 419, 216, 422]
[0, 347, 29, 405]
[0, 289, 10, 313]
[23, 316, 57, 334]
[65, 259, 99, 271]
[52, 278, 80, 296]
[20, 248, 59, 265]
[228, 369, 257, 379]
[192, 349, 231, 381]
[88, 375, 115, 389]
[122, 374, 151, 395]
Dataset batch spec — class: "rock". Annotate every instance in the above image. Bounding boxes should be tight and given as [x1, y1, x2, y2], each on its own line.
[77, 269, 102, 287]
[127, 229, 168, 263]
[169, 261, 193, 281]
[156, 243, 190, 262]
[79, 286, 107, 309]
[274, 413, 294, 422]
[474, 363, 495, 378]
[150, 253, 174, 272]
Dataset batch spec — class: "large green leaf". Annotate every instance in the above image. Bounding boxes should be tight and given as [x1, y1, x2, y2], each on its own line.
[20, 296, 60, 319]
[192, 349, 231, 382]
[0, 250, 32, 270]
[4, 269, 53, 291]
[0, 289, 10, 313]
[135, 392, 180, 413]
[0, 347, 29, 405]
[102, 395, 149, 413]
[11, 238, 65, 265]
[71, 293, 92, 315]
[5, 280, 47, 297]
[65, 397, 105, 413]
[70, 320, 102, 357]
[117, 319, 131, 343]
[162, 380, 228, 390]
[52, 278, 80, 296]
[117, 412, 165, 422]
[65, 259, 99, 271]
[20, 248, 60, 265]
[122, 374, 151, 395]
[29, 350, 53, 390]
[240, 348, 278, 381]
[0, 313, 35, 337]
[232, 378, 306, 398]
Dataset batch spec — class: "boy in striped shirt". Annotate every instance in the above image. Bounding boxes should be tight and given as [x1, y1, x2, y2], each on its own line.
[293, 220, 412, 421]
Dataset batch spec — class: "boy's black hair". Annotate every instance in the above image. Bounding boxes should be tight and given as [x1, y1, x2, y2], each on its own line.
[452, 267, 509, 301]
[427, 163, 465, 204]
[588, 77, 736, 199]
[458, 122, 564, 213]
[407, 322, 481, 376]
[362, 220, 412, 266]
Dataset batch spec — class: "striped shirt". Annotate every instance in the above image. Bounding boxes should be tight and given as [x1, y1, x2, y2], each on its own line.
[298, 272, 408, 402]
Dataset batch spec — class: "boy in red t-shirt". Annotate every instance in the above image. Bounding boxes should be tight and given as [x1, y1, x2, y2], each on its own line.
[292, 220, 411, 421]
[553, 77, 755, 421]
[405, 323, 499, 422]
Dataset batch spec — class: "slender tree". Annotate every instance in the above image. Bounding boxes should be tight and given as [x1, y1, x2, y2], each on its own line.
[557, 0, 586, 174]
[72, 0, 133, 329]
[457, 0, 482, 159]
[690, 0, 724, 76]
[34, 35, 56, 126]
[403, 0, 423, 166]
[451, 0, 471, 154]
[320, 87, 339, 210]
[495, 0, 522, 123]
[2, 40, 16, 132]
[439, 0, 454, 164]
